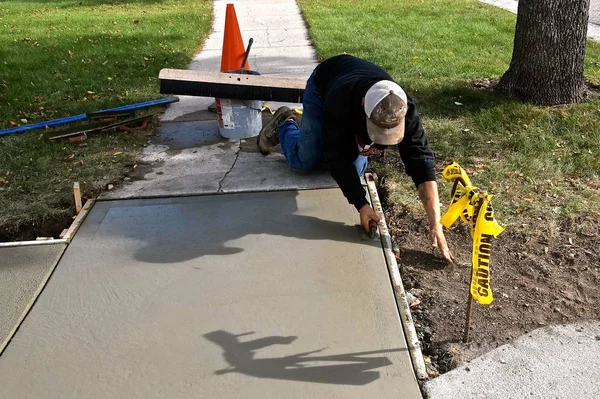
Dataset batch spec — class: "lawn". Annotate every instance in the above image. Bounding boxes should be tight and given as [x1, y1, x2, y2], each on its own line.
[298, 0, 600, 234]
[0, 0, 213, 238]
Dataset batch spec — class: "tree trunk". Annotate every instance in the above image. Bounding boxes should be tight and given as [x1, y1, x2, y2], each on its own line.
[496, 0, 591, 105]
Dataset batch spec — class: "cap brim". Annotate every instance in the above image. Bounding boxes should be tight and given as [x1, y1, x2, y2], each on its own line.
[366, 117, 405, 146]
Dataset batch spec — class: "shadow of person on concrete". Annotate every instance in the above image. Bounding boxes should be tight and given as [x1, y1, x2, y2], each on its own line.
[203, 330, 403, 386]
[107, 190, 381, 264]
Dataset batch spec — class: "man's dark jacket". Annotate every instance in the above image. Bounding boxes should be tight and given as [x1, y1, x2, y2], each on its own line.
[313, 54, 437, 210]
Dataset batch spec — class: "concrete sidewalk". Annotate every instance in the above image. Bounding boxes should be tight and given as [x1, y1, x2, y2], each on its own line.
[0, 191, 421, 398]
[480, 0, 600, 41]
[162, 0, 317, 122]
[425, 322, 600, 399]
[103, 0, 333, 200]
[0, 2, 422, 397]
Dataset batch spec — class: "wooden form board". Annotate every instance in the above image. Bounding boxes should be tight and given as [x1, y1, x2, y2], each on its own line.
[159, 69, 306, 103]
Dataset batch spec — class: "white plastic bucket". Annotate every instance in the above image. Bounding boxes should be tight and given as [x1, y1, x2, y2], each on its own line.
[216, 69, 263, 139]
[216, 98, 262, 139]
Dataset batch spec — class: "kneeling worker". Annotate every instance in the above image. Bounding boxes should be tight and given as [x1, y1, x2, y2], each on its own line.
[258, 54, 453, 263]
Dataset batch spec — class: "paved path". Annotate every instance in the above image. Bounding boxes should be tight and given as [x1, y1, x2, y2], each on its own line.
[480, 0, 600, 41]
[102, 0, 332, 200]
[162, 0, 317, 122]
[425, 322, 600, 399]
[0, 191, 420, 398]
[0, 1, 422, 397]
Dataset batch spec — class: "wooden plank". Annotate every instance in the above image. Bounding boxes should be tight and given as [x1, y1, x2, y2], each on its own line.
[62, 199, 95, 242]
[73, 182, 82, 214]
[159, 69, 306, 103]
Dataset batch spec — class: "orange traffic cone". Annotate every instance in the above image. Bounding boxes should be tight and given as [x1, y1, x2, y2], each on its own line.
[221, 4, 250, 72]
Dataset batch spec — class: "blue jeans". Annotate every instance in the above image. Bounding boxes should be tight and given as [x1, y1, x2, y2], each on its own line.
[277, 74, 368, 176]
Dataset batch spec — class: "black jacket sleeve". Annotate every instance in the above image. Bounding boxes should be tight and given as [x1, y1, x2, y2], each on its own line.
[397, 96, 437, 187]
[322, 110, 369, 211]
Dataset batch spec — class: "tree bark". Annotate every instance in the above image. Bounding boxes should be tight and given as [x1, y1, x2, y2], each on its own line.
[496, 0, 591, 105]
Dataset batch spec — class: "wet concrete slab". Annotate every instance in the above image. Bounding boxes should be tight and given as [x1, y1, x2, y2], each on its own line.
[0, 190, 421, 398]
[0, 243, 66, 350]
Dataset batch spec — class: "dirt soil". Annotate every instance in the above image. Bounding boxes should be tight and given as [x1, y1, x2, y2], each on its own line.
[0, 214, 73, 242]
[373, 154, 600, 376]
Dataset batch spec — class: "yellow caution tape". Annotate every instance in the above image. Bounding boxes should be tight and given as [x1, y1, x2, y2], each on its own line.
[441, 162, 504, 305]
[262, 103, 303, 115]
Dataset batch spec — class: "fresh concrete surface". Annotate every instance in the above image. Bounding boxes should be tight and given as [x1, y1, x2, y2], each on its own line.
[101, 120, 336, 199]
[0, 244, 66, 350]
[162, 0, 316, 122]
[0, 190, 421, 398]
[480, 0, 600, 40]
[425, 322, 600, 399]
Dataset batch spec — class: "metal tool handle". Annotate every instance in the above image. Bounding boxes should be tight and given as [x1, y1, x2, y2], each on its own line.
[240, 38, 254, 70]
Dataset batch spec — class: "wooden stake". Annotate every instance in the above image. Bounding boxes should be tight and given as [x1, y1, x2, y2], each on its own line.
[73, 182, 82, 214]
[463, 196, 485, 343]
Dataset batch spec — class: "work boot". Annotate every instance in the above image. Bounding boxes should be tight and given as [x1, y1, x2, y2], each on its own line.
[257, 106, 295, 155]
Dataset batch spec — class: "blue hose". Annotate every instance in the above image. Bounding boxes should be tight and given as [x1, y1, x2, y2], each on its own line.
[0, 97, 178, 138]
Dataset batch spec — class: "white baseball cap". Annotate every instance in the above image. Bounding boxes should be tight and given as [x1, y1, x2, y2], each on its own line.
[364, 80, 407, 145]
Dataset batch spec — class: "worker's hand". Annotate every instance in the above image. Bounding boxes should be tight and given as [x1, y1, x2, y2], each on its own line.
[430, 223, 454, 264]
[359, 204, 380, 233]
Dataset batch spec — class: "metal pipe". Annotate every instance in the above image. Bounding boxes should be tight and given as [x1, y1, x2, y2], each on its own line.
[0, 239, 68, 248]
[0, 114, 87, 137]
[0, 97, 179, 137]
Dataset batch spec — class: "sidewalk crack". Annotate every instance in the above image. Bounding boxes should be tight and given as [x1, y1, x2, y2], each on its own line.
[218, 140, 242, 193]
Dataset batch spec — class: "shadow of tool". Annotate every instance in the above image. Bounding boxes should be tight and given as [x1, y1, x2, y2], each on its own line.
[204, 330, 405, 386]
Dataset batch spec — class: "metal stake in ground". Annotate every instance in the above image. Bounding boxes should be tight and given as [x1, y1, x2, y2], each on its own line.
[463, 195, 485, 343]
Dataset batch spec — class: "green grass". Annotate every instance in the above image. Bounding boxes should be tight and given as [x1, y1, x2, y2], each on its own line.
[0, 0, 212, 235]
[298, 0, 600, 234]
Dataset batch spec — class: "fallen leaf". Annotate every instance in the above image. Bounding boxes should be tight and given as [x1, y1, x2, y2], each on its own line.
[133, 19, 139, 24]
[454, 102, 463, 106]
[409, 298, 421, 308]
[113, 151, 122, 156]
[9, 121, 16, 126]
[107, 184, 114, 190]
[87, 90, 95, 94]
[462, 128, 470, 132]
[412, 56, 419, 60]
[0, 178, 7, 184]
